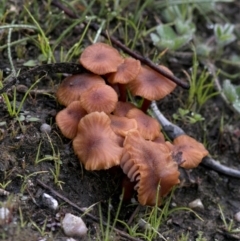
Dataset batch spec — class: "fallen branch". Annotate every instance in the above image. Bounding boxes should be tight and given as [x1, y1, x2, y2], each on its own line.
[36, 179, 143, 241]
[150, 101, 240, 179]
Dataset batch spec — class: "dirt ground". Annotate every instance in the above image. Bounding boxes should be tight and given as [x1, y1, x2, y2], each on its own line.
[0, 1, 240, 241]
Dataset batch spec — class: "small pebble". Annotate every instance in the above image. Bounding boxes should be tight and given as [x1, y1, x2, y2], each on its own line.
[234, 211, 240, 222]
[62, 213, 88, 237]
[42, 193, 59, 210]
[0, 207, 10, 222]
[40, 123, 52, 134]
[188, 198, 204, 209]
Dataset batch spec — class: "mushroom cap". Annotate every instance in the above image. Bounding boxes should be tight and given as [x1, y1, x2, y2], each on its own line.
[121, 130, 180, 206]
[127, 65, 177, 100]
[79, 43, 124, 75]
[109, 114, 138, 137]
[113, 101, 136, 117]
[152, 132, 166, 144]
[73, 112, 123, 170]
[80, 85, 118, 114]
[126, 108, 161, 140]
[56, 73, 105, 106]
[172, 134, 209, 169]
[56, 101, 87, 139]
[106, 57, 141, 84]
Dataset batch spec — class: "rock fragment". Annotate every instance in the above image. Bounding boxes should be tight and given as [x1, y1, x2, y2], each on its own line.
[188, 198, 204, 209]
[62, 213, 88, 237]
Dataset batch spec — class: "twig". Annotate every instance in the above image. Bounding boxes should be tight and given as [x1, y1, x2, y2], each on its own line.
[150, 101, 240, 179]
[124, 205, 141, 231]
[36, 179, 143, 241]
[50, 0, 189, 89]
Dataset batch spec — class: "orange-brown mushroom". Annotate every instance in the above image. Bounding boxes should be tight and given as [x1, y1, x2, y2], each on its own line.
[106, 57, 141, 101]
[121, 130, 180, 206]
[152, 132, 166, 144]
[127, 65, 176, 111]
[79, 43, 124, 75]
[106, 57, 141, 84]
[109, 114, 138, 137]
[80, 85, 118, 114]
[56, 101, 87, 139]
[171, 134, 209, 169]
[56, 73, 105, 106]
[73, 112, 123, 170]
[126, 108, 161, 140]
[113, 101, 136, 117]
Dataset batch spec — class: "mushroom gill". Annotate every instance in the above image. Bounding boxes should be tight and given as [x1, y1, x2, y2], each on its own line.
[121, 130, 180, 206]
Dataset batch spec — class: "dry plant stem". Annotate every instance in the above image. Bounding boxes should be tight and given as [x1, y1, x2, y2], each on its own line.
[150, 101, 240, 179]
[36, 179, 143, 241]
[125, 205, 141, 230]
[50, 0, 189, 89]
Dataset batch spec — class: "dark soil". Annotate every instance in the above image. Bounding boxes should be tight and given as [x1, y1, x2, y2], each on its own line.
[0, 1, 240, 241]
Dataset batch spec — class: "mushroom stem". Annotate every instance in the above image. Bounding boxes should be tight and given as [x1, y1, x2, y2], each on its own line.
[118, 84, 127, 102]
[141, 99, 151, 112]
[121, 175, 136, 202]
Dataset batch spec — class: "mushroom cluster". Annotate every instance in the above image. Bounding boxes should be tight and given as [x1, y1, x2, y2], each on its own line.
[55, 42, 209, 206]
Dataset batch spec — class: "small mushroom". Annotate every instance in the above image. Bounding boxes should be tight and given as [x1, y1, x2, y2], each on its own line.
[107, 57, 141, 84]
[80, 85, 118, 114]
[56, 101, 87, 139]
[127, 65, 176, 111]
[126, 108, 161, 140]
[113, 101, 136, 117]
[171, 134, 209, 169]
[106, 57, 141, 101]
[56, 73, 105, 106]
[109, 114, 138, 137]
[73, 112, 123, 170]
[79, 42, 124, 75]
[121, 130, 180, 206]
[152, 132, 166, 144]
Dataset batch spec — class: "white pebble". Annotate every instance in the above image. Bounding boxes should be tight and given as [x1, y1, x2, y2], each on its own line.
[188, 198, 204, 209]
[234, 211, 240, 222]
[62, 213, 88, 237]
[40, 123, 52, 134]
[0, 207, 10, 221]
[42, 193, 58, 210]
